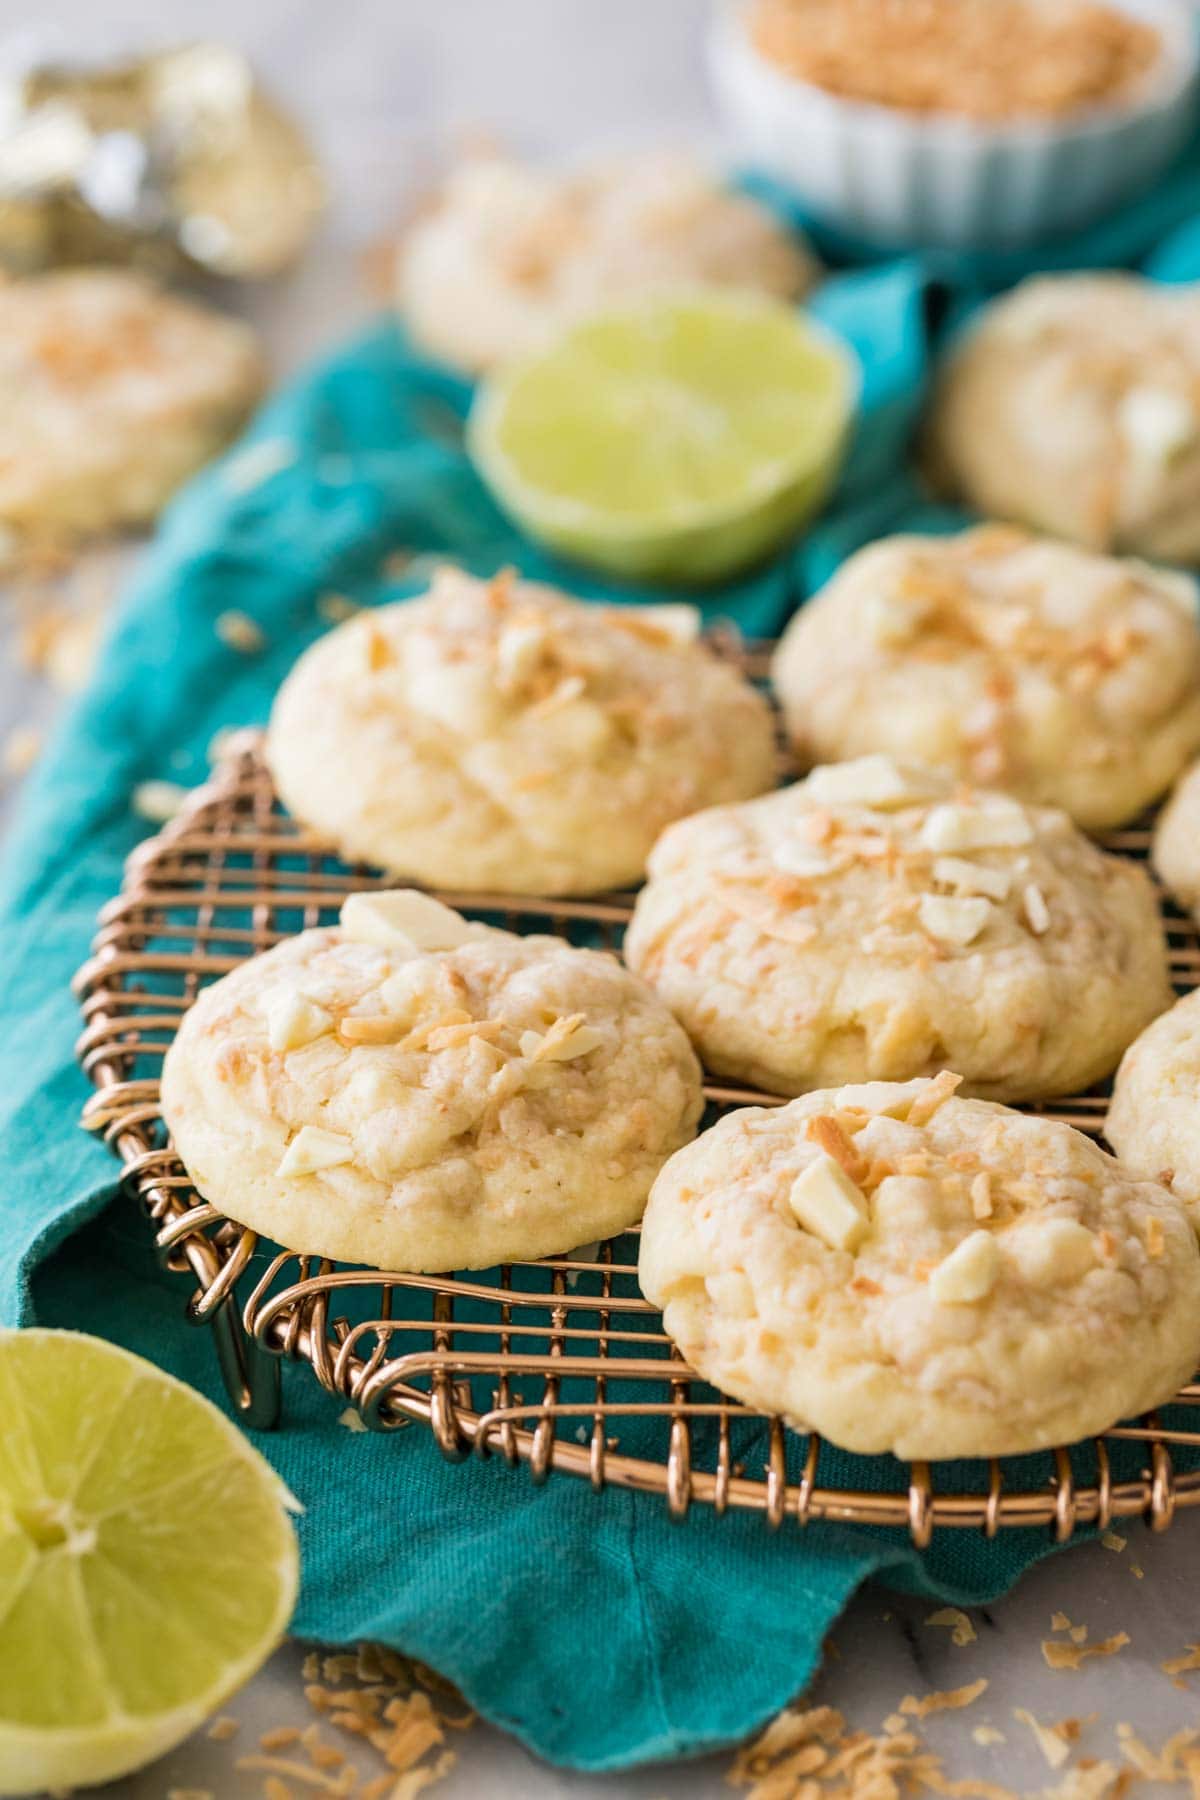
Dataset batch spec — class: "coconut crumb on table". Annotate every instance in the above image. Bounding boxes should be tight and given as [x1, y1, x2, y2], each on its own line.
[1042, 1632, 1130, 1672]
[926, 1607, 977, 1648]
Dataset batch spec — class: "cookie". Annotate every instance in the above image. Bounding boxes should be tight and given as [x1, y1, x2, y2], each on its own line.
[925, 273, 1200, 560]
[639, 1075, 1200, 1459]
[161, 889, 704, 1272]
[624, 757, 1171, 1100]
[267, 566, 777, 895]
[1107, 989, 1200, 1219]
[0, 268, 264, 547]
[770, 526, 1200, 829]
[397, 148, 817, 373]
[1153, 758, 1200, 920]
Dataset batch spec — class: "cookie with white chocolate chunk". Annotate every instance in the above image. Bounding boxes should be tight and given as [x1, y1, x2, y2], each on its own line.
[925, 274, 1200, 562]
[639, 1075, 1200, 1459]
[161, 889, 703, 1271]
[623, 757, 1170, 1101]
[266, 566, 776, 896]
[770, 527, 1200, 830]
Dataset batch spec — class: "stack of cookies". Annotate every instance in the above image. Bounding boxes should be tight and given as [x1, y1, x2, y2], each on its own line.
[162, 395, 1200, 1459]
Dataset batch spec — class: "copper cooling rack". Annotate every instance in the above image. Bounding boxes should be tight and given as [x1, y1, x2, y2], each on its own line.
[74, 702, 1200, 1546]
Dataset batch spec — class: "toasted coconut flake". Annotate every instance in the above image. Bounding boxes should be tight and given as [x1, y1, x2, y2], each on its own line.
[1014, 1709, 1072, 1770]
[1162, 1645, 1200, 1676]
[806, 1114, 868, 1182]
[927, 1606, 977, 1647]
[216, 608, 266, 653]
[1041, 1631, 1129, 1671]
[907, 1071, 964, 1126]
[970, 1172, 993, 1221]
[901, 1679, 987, 1718]
[1100, 1529, 1127, 1553]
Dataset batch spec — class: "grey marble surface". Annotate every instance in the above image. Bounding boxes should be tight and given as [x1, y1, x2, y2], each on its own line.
[11, 1, 1200, 1794]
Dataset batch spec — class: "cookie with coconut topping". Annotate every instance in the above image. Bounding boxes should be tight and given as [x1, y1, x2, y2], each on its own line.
[161, 889, 704, 1271]
[1152, 758, 1200, 923]
[397, 148, 817, 374]
[266, 566, 777, 895]
[925, 274, 1200, 562]
[771, 527, 1200, 830]
[1107, 990, 1200, 1224]
[639, 1075, 1200, 1459]
[0, 268, 264, 549]
[623, 757, 1170, 1101]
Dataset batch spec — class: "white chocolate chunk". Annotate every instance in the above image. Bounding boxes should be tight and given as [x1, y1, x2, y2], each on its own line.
[930, 1230, 1000, 1305]
[636, 603, 702, 644]
[1118, 385, 1197, 466]
[532, 697, 612, 759]
[277, 1125, 354, 1177]
[918, 893, 992, 946]
[340, 889, 476, 952]
[705, 1270, 756, 1318]
[496, 617, 550, 685]
[788, 1153, 869, 1252]
[863, 591, 918, 647]
[1022, 883, 1051, 935]
[266, 990, 333, 1053]
[771, 841, 841, 878]
[834, 1079, 930, 1118]
[1010, 1216, 1096, 1286]
[520, 1016, 605, 1062]
[806, 755, 938, 811]
[932, 856, 1012, 902]
[920, 799, 1034, 852]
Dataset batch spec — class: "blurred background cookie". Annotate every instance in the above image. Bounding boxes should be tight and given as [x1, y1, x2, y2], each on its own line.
[625, 757, 1170, 1100]
[771, 526, 1200, 828]
[0, 268, 264, 553]
[1108, 990, 1200, 1218]
[267, 567, 778, 895]
[926, 274, 1200, 559]
[396, 146, 818, 374]
[1153, 756, 1200, 918]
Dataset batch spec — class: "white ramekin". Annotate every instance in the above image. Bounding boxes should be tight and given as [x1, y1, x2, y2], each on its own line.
[708, 0, 1200, 252]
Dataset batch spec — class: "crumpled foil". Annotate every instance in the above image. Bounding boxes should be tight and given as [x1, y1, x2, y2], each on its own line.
[0, 40, 324, 277]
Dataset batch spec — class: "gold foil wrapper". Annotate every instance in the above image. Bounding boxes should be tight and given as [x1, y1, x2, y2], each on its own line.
[0, 41, 324, 278]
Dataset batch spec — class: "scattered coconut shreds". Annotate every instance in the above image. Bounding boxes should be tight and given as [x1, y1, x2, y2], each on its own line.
[225, 1643, 475, 1800]
[1, 724, 39, 777]
[207, 1714, 240, 1741]
[1014, 1710, 1074, 1770]
[216, 608, 267, 653]
[1042, 1632, 1130, 1672]
[167, 1790, 216, 1800]
[927, 1606, 977, 1647]
[338, 1408, 368, 1434]
[1129, 1563, 1144, 1580]
[1116, 1720, 1200, 1780]
[132, 778, 188, 824]
[1162, 1645, 1200, 1677]
[319, 592, 362, 624]
[1051, 1612, 1072, 1632]
[972, 1726, 1006, 1746]
[1037, 1765, 1126, 1800]
[900, 1679, 988, 1719]
[1100, 1529, 1127, 1553]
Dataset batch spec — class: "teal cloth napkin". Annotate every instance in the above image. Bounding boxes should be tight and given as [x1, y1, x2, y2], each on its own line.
[4, 164, 1200, 1770]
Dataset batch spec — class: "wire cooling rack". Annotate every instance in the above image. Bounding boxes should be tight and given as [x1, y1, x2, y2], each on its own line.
[74, 673, 1200, 1545]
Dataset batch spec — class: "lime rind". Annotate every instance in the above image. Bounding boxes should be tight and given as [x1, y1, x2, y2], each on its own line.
[0, 1329, 298, 1796]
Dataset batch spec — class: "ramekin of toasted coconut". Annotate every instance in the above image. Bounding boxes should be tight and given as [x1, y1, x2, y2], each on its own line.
[708, 0, 1199, 251]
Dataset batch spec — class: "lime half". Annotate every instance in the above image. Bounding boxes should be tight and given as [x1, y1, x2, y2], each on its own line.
[0, 1329, 298, 1796]
[468, 290, 857, 584]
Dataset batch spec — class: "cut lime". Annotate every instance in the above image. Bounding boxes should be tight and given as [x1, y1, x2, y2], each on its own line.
[0, 1329, 298, 1796]
[468, 290, 857, 584]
